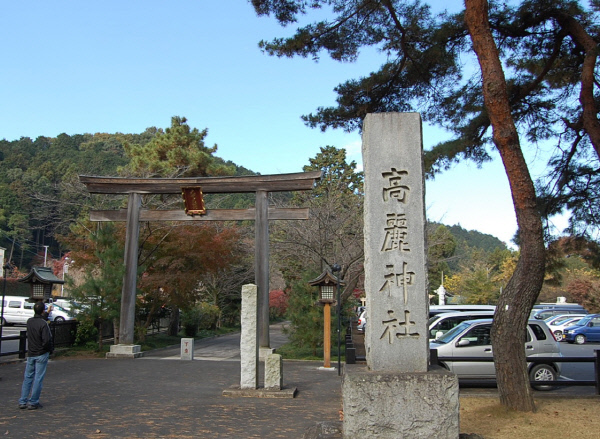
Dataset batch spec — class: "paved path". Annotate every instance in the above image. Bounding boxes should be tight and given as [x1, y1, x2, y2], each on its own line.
[144, 322, 290, 362]
[2, 322, 596, 438]
[0, 323, 342, 439]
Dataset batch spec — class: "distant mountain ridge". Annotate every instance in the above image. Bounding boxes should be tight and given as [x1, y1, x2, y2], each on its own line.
[445, 224, 507, 252]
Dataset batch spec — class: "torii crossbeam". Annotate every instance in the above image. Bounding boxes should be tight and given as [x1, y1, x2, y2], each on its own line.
[80, 171, 321, 357]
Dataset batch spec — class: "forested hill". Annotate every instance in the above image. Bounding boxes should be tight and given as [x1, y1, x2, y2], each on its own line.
[0, 128, 258, 269]
[446, 224, 508, 252]
[1, 127, 506, 270]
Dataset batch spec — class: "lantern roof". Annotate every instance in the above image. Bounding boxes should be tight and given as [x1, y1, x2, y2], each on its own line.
[308, 269, 345, 287]
[18, 266, 64, 285]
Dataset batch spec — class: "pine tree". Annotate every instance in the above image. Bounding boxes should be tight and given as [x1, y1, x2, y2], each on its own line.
[252, 0, 600, 410]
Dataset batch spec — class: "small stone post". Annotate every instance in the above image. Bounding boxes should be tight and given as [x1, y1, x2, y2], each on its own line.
[240, 283, 259, 389]
[342, 113, 459, 438]
[181, 338, 194, 360]
[265, 353, 283, 390]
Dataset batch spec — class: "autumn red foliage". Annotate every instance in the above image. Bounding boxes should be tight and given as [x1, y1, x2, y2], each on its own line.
[269, 289, 288, 318]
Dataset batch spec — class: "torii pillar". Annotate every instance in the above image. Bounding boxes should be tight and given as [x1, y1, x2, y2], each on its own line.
[80, 172, 321, 358]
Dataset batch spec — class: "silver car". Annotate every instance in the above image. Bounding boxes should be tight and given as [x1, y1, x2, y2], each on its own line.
[357, 309, 367, 332]
[430, 318, 562, 390]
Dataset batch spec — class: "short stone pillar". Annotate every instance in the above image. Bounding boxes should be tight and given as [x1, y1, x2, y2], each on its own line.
[342, 113, 459, 438]
[240, 284, 259, 389]
[265, 353, 283, 390]
[181, 338, 194, 360]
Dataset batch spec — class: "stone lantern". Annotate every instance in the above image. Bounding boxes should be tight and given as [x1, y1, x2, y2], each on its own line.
[19, 266, 64, 302]
[309, 269, 344, 370]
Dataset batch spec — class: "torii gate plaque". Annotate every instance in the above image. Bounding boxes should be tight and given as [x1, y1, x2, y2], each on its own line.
[80, 171, 321, 358]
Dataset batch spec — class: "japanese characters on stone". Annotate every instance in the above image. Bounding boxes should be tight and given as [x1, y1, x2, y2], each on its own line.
[379, 168, 419, 343]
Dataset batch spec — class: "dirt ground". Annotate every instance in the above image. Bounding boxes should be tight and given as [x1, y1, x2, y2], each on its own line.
[460, 397, 600, 439]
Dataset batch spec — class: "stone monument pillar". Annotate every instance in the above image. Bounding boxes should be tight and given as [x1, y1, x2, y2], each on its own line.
[223, 283, 297, 399]
[342, 113, 459, 438]
[240, 284, 259, 389]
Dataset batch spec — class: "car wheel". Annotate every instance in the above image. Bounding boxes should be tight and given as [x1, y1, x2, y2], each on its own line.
[529, 364, 557, 391]
[575, 334, 586, 345]
[54, 316, 65, 322]
[0, 317, 6, 326]
[553, 330, 563, 340]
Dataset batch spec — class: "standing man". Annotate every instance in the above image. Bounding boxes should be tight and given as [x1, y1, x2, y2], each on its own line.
[18, 301, 53, 410]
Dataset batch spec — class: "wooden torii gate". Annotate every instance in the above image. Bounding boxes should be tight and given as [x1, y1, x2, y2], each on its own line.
[80, 171, 321, 358]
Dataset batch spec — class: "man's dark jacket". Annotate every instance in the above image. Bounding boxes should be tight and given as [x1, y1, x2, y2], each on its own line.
[26, 315, 54, 357]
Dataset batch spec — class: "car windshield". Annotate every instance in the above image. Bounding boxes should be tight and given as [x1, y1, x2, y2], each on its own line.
[573, 315, 593, 326]
[434, 321, 471, 344]
[551, 317, 575, 326]
[428, 316, 440, 326]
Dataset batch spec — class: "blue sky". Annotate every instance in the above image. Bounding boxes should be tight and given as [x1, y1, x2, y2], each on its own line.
[0, 1, 567, 246]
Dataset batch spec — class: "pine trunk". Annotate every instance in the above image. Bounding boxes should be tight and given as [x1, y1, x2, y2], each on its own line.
[465, 0, 546, 412]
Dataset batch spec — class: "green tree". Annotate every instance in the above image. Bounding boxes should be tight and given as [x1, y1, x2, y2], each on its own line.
[443, 247, 514, 304]
[283, 271, 325, 356]
[272, 145, 364, 301]
[123, 117, 245, 333]
[67, 222, 125, 349]
[427, 224, 457, 293]
[0, 132, 131, 269]
[252, 0, 600, 411]
[121, 116, 234, 178]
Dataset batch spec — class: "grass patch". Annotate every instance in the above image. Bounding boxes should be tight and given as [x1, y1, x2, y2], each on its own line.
[460, 397, 600, 439]
[53, 344, 110, 359]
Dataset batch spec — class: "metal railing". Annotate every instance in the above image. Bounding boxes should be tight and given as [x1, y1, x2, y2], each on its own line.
[49, 320, 78, 347]
[0, 330, 27, 358]
[431, 348, 600, 394]
[0, 320, 79, 359]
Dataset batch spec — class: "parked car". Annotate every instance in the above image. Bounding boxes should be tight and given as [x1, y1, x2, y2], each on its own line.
[532, 303, 587, 313]
[548, 317, 585, 341]
[1, 296, 35, 325]
[429, 304, 496, 318]
[531, 306, 588, 320]
[1, 296, 75, 325]
[428, 311, 495, 341]
[430, 318, 562, 390]
[544, 314, 587, 326]
[51, 298, 74, 311]
[47, 304, 76, 322]
[357, 309, 367, 333]
[563, 314, 600, 344]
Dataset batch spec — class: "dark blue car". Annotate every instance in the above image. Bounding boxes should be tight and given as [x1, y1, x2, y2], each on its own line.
[563, 314, 600, 344]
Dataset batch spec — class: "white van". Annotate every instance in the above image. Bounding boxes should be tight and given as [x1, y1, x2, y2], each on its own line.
[1, 296, 73, 325]
[429, 304, 496, 317]
[1, 296, 36, 325]
[428, 310, 496, 341]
